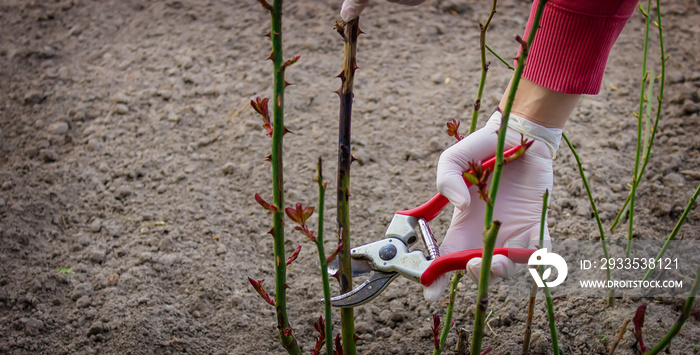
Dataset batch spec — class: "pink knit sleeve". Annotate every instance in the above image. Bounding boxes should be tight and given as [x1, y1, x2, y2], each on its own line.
[517, 0, 638, 95]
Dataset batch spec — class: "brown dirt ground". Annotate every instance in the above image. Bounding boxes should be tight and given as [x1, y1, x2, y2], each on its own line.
[1, 0, 699, 354]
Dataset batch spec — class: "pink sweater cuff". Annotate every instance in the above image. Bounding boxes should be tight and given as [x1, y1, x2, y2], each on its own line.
[518, 0, 637, 95]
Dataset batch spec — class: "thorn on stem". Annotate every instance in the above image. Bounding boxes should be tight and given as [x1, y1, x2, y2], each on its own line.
[256, 0, 272, 11]
[516, 35, 528, 54]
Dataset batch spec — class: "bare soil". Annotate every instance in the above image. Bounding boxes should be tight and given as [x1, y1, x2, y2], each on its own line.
[1, 0, 699, 354]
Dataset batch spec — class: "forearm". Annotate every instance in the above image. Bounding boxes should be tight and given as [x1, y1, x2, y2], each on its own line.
[498, 77, 580, 129]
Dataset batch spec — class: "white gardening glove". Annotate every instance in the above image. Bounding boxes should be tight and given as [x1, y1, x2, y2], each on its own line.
[340, 0, 426, 22]
[424, 111, 560, 302]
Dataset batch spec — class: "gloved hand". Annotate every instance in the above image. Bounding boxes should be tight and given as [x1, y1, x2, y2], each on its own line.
[424, 111, 560, 302]
[340, 0, 426, 22]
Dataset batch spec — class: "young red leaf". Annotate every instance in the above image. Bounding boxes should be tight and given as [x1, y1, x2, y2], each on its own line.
[283, 329, 293, 337]
[480, 348, 493, 355]
[314, 316, 325, 335]
[326, 240, 344, 265]
[446, 119, 464, 141]
[262, 123, 273, 136]
[312, 338, 324, 355]
[285, 203, 314, 225]
[312, 316, 326, 355]
[251, 97, 269, 118]
[247, 277, 275, 306]
[254, 193, 278, 213]
[286, 245, 302, 265]
[250, 97, 273, 136]
[632, 304, 647, 352]
[504, 136, 534, 164]
[431, 314, 441, 350]
[333, 333, 344, 355]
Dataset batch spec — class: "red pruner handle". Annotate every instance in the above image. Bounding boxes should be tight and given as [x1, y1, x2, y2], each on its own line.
[420, 248, 536, 286]
[395, 144, 529, 222]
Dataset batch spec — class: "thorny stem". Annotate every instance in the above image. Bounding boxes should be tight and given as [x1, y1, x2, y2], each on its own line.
[268, 0, 301, 352]
[469, 221, 501, 355]
[471, 1, 547, 353]
[315, 158, 334, 355]
[627, 0, 653, 258]
[469, 0, 498, 134]
[523, 191, 550, 354]
[434, 271, 464, 355]
[608, 319, 629, 355]
[484, 0, 546, 228]
[610, 0, 667, 233]
[562, 133, 614, 306]
[542, 282, 560, 355]
[643, 266, 700, 355]
[642, 183, 700, 282]
[538, 190, 560, 355]
[336, 18, 360, 355]
[522, 281, 538, 355]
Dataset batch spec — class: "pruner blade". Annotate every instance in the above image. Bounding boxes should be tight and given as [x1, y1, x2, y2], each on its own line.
[326, 257, 374, 280]
[328, 271, 399, 308]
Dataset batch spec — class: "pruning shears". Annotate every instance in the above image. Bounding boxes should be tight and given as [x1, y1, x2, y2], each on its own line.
[328, 143, 537, 308]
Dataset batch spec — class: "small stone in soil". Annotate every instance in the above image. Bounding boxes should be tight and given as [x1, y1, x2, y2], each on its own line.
[222, 163, 235, 175]
[114, 104, 129, 115]
[50, 121, 69, 135]
[90, 250, 106, 263]
[19, 318, 44, 336]
[23, 91, 46, 105]
[75, 295, 92, 308]
[87, 322, 106, 336]
[40, 149, 58, 162]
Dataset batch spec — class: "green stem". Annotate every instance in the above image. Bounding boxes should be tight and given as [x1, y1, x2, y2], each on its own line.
[537, 190, 560, 355]
[470, 222, 501, 355]
[486, 44, 514, 71]
[469, 0, 498, 134]
[542, 283, 560, 355]
[484, 0, 546, 227]
[642, 183, 700, 282]
[269, 0, 300, 352]
[627, 0, 652, 258]
[337, 18, 360, 355]
[610, 0, 667, 233]
[316, 158, 334, 355]
[562, 133, 614, 306]
[470, 2, 547, 354]
[434, 271, 464, 355]
[643, 266, 700, 355]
